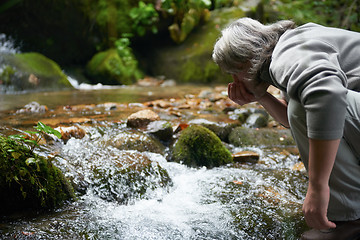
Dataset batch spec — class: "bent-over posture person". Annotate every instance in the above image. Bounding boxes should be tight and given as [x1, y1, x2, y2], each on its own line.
[212, 17, 360, 239]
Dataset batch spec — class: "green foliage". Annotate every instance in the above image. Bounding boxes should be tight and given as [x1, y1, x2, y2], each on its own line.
[129, 1, 159, 36]
[86, 47, 142, 85]
[9, 121, 61, 153]
[0, 123, 73, 213]
[173, 125, 233, 168]
[161, 0, 212, 43]
[265, 0, 360, 31]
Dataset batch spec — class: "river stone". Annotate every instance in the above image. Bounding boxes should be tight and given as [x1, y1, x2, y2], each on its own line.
[232, 151, 260, 163]
[172, 125, 233, 168]
[127, 109, 160, 128]
[188, 118, 239, 143]
[103, 129, 165, 154]
[146, 120, 173, 142]
[228, 127, 295, 147]
[245, 113, 268, 128]
[89, 151, 172, 204]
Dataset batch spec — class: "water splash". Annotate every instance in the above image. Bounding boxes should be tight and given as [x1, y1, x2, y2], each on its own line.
[0, 34, 19, 54]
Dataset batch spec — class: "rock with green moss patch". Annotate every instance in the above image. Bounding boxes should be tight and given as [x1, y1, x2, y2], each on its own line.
[99, 129, 165, 154]
[172, 125, 233, 168]
[228, 127, 295, 147]
[0, 52, 72, 92]
[90, 151, 172, 204]
[86, 48, 142, 85]
[0, 135, 74, 215]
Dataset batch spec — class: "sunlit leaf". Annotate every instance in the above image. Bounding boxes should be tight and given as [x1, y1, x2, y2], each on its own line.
[25, 157, 36, 166]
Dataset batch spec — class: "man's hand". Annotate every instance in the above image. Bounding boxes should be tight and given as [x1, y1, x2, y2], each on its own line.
[302, 183, 336, 230]
[228, 75, 258, 105]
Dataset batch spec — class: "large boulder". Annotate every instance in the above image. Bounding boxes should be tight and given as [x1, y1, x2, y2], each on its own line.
[60, 138, 172, 204]
[148, 7, 246, 84]
[0, 52, 72, 92]
[90, 151, 172, 204]
[172, 125, 233, 168]
[0, 135, 74, 215]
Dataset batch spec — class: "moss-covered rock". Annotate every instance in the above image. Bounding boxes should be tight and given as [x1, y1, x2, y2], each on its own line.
[0, 135, 74, 215]
[228, 127, 295, 147]
[86, 48, 142, 85]
[172, 125, 233, 168]
[0, 52, 72, 92]
[100, 129, 165, 154]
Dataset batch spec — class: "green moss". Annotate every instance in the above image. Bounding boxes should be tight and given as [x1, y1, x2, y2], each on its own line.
[228, 127, 295, 147]
[0, 65, 15, 85]
[14, 53, 71, 86]
[0, 135, 74, 215]
[86, 48, 142, 85]
[173, 125, 233, 168]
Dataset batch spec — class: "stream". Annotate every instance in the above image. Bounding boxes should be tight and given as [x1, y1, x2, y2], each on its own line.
[0, 83, 309, 240]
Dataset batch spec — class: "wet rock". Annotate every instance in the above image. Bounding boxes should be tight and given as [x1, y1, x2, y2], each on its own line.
[102, 129, 165, 154]
[56, 126, 86, 143]
[172, 125, 233, 168]
[245, 113, 268, 128]
[16, 101, 48, 114]
[147, 120, 173, 143]
[229, 108, 251, 123]
[188, 118, 239, 142]
[228, 127, 295, 147]
[136, 76, 164, 87]
[0, 135, 74, 215]
[232, 151, 260, 163]
[127, 109, 160, 128]
[90, 151, 172, 204]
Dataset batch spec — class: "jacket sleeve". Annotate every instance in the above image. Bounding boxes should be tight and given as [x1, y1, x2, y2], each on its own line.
[271, 38, 348, 140]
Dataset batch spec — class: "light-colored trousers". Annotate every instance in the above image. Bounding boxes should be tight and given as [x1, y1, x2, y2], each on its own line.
[288, 90, 360, 221]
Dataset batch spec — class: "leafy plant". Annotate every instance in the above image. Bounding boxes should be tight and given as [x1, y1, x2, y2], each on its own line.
[129, 1, 159, 36]
[265, 0, 360, 32]
[0, 122, 72, 211]
[9, 121, 61, 153]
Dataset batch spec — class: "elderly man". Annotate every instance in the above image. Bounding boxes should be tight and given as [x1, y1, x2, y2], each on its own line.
[212, 17, 360, 239]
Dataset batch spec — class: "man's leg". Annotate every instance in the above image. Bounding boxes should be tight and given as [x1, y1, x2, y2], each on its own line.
[287, 93, 360, 239]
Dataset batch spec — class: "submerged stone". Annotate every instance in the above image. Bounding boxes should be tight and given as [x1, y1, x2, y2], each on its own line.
[0, 135, 74, 215]
[172, 125, 233, 168]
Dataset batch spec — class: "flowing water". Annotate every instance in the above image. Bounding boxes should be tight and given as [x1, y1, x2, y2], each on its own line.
[0, 121, 308, 239]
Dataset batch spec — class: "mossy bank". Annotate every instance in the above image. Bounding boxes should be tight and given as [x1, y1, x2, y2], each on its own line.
[0, 135, 74, 215]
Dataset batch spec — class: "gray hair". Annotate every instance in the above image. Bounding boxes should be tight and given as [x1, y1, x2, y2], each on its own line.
[212, 17, 295, 77]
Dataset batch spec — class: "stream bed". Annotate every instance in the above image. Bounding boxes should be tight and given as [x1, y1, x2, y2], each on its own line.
[0, 86, 309, 239]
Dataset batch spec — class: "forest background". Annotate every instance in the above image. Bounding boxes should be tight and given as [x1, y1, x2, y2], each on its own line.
[0, 0, 359, 90]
